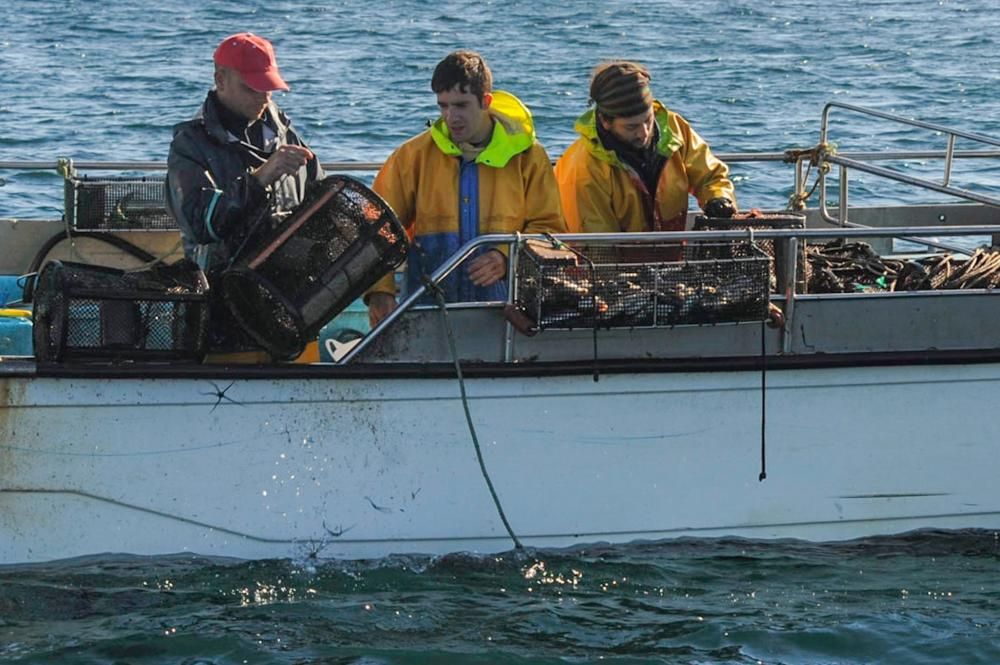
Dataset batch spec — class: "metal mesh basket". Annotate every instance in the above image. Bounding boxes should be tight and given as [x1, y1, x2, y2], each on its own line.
[693, 211, 807, 293]
[64, 176, 177, 231]
[32, 260, 209, 363]
[515, 240, 771, 330]
[221, 175, 409, 360]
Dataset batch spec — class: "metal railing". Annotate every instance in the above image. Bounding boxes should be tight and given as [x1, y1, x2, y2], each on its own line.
[816, 102, 1000, 225]
[339, 224, 1000, 364]
[4, 148, 1000, 175]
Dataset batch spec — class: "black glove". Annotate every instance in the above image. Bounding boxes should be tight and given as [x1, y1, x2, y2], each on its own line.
[703, 197, 736, 218]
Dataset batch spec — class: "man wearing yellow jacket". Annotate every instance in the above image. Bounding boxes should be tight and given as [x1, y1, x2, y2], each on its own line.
[367, 50, 565, 326]
[555, 61, 736, 234]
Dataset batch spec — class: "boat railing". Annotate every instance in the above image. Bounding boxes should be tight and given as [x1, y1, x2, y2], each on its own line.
[340, 224, 1000, 364]
[3, 146, 998, 179]
[813, 102, 1000, 226]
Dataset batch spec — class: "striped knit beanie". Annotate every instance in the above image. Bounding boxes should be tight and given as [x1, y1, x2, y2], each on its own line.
[589, 61, 653, 119]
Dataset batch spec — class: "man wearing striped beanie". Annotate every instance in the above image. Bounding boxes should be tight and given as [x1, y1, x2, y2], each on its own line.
[555, 61, 736, 233]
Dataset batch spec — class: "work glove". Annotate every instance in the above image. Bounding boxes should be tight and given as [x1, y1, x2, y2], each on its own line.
[703, 197, 736, 218]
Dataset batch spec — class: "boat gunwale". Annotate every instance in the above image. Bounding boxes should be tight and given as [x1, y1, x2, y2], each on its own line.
[3, 345, 1000, 381]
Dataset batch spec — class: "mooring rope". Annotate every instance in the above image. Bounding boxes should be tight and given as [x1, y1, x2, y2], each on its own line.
[427, 278, 523, 550]
[806, 241, 1000, 293]
[784, 143, 833, 210]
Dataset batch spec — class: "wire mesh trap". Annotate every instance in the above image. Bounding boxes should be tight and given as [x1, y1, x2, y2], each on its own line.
[64, 176, 177, 231]
[694, 210, 807, 293]
[32, 260, 209, 363]
[514, 239, 772, 331]
[221, 175, 409, 360]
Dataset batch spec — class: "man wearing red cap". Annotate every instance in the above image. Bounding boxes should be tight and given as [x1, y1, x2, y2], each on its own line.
[167, 32, 322, 352]
[555, 61, 736, 234]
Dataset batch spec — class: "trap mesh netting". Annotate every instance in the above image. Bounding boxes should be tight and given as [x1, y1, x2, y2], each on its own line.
[64, 176, 177, 231]
[222, 175, 408, 360]
[693, 211, 807, 293]
[32, 260, 209, 363]
[514, 240, 772, 330]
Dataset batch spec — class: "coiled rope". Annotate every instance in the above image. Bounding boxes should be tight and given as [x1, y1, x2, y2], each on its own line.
[806, 241, 1000, 293]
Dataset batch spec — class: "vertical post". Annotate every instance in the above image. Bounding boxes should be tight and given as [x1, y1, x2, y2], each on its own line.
[838, 165, 849, 226]
[780, 235, 798, 354]
[793, 156, 806, 209]
[818, 153, 834, 224]
[943, 134, 956, 187]
[503, 239, 519, 363]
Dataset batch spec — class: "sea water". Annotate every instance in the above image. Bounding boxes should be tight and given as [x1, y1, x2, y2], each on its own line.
[2, 1, 1000, 663]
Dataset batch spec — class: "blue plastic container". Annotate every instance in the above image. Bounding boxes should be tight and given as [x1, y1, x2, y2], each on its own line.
[0, 275, 24, 306]
[0, 308, 33, 356]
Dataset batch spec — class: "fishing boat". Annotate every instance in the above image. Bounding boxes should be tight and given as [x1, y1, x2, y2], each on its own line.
[2, 102, 1000, 565]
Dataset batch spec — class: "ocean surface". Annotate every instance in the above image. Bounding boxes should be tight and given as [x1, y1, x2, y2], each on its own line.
[2, 0, 1000, 218]
[2, 1, 1000, 663]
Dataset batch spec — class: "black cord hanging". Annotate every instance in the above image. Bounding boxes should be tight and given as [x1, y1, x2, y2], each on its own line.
[425, 275, 523, 550]
[759, 318, 768, 482]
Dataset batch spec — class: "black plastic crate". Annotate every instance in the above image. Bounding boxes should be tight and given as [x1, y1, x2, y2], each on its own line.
[32, 260, 208, 363]
[64, 176, 177, 231]
[515, 239, 772, 330]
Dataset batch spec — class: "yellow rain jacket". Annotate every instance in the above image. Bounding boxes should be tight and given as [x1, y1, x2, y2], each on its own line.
[555, 101, 735, 233]
[369, 91, 565, 301]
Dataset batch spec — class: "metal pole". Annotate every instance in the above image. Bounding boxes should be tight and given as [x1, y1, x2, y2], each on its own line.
[943, 134, 956, 187]
[503, 241, 520, 363]
[781, 236, 799, 354]
[838, 165, 849, 226]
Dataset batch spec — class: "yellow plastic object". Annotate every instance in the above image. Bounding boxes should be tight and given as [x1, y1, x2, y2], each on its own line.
[202, 339, 319, 365]
[0, 308, 31, 318]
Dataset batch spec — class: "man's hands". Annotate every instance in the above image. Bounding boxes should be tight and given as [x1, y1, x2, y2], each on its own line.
[467, 249, 507, 287]
[253, 145, 314, 187]
[367, 250, 507, 327]
[703, 197, 737, 219]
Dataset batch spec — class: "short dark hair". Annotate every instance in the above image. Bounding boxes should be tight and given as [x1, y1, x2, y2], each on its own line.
[431, 50, 493, 103]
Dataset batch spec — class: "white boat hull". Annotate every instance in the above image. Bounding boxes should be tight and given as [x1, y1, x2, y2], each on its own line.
[2, 362, 998, 564]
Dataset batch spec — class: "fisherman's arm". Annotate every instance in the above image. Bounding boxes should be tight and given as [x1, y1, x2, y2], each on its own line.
[365, 149, 415, 325]
[251, 144, 315, 188]
[287, 127, 325, 182]
[555, 147, 621, 234]
[521, 144, 568, 236]
[166, 137, 268, 245]
[467, 145, 567, 287]
[680, 121, 736, 212]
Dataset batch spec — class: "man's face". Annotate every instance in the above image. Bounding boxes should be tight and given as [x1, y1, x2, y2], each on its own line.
[436, 85, 493, 145]
[215, 67, 271, 121]
[600, 107, 655, 150]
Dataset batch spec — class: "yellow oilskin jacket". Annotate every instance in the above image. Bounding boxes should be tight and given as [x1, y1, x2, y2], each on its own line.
[369, 90, 566, 299]
[554, 101, 735, 233]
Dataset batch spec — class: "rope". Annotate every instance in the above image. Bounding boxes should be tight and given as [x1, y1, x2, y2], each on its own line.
[806, 241, 1000, 293]
[123, 237, 185, 274]
[19, 230, 158, 304]
[427, 278, 523, 550]
[785, 143, 833, 210]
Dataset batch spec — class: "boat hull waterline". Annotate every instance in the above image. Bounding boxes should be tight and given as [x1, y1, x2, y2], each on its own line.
[2, 362, 997, 564]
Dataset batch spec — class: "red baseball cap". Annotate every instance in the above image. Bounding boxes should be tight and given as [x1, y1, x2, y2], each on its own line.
[213, 32, 289, 92]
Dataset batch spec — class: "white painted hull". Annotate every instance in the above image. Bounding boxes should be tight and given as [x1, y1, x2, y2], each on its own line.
[2, 362, 998, 564]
